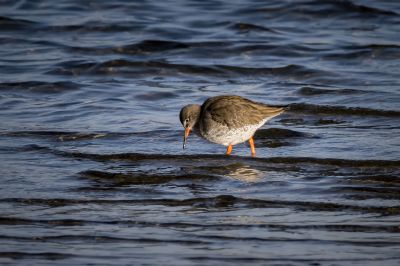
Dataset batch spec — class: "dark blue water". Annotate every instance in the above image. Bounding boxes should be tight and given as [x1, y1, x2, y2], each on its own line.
[1, 0, 400, 265]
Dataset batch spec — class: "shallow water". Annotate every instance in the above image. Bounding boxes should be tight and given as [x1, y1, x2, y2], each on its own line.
[1, 0, 400, 265]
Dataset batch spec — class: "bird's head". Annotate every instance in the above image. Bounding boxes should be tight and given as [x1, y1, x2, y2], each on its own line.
[179, 104, 201, 149]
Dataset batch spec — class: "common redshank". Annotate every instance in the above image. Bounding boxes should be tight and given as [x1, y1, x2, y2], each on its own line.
[179, 95, 285, 157]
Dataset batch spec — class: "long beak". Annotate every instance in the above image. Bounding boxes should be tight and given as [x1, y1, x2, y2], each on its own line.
[183, 127, 190, 149]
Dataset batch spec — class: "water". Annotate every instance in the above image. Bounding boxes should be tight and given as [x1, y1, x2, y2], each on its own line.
[1, 0, 400, 265]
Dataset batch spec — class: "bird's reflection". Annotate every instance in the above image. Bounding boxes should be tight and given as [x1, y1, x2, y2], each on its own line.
[225, 164, 262, 182]
[204, 162, 262, 182]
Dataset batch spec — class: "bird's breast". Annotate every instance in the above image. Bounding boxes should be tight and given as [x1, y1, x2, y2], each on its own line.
[199, 118, 268, 146]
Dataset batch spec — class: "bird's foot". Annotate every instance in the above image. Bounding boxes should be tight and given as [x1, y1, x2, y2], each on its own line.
[249, 137, 256, 157]
[225, 144, 232, 156]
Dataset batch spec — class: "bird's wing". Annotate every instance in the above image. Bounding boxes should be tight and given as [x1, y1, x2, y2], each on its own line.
[201, 95, 284, 129]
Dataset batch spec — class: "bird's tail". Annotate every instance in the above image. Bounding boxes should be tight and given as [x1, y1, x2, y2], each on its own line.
[262, 105, 286, 118]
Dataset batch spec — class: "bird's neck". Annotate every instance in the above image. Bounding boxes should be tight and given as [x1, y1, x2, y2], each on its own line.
[192, 108, 201, 135]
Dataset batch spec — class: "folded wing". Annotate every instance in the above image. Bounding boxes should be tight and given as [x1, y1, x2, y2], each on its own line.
[201, 95, 284, 129]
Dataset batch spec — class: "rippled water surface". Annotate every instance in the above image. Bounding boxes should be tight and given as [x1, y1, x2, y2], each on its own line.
[1, 0, 400, 265]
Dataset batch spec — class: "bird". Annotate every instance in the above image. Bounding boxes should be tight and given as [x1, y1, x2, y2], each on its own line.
[179, 95, 285, 157]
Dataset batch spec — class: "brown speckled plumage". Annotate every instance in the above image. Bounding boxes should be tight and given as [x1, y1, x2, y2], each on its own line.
[201, 95, 284, 129]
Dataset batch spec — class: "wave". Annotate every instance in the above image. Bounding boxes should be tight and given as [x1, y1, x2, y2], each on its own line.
[12, 144, 400, 168]
[254, 128, 311, 138]
[288, 103, 400, 117]
[238, 0, 398, 18]
[2, 130, 172, 141]
[297, 86, 364, 96]
[135, 91, 177, 101]
[0, 214, 398, 233]
[50, 21, 144, 33]
[80, 170, 218, 185]
[71, 39, 190, 54]
[323, 44, 400, 60]
[230, 22, 278, 33]
[320, 0, 399, 16]
[0, 252, 71, 260]
[49, 37, 399, 64]
[67, 40, 330, 60]
[0, 234, 205, 245]
[48, 59, 329, 81]
[0, 16, 37, 30]
[0, 81, 80, 93]
[337, 186, 400, 200]
[253, 128, 312, 148]
[0, 234, 398, 248]
[115, 40, 189, 54]
[0, 37, 64, 48]
[1, 195, 399, 215]
[343, 174, 400, 185]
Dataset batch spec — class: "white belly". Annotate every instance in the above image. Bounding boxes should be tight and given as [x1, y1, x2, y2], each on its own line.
[200, 118, 269, 146]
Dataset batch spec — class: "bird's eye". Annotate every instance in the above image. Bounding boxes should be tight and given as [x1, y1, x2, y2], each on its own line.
[185, 118, 189, 123]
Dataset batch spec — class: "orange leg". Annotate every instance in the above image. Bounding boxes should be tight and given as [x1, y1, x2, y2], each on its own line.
[225, 144, 232, 155]
[249, 137, 256, 157]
